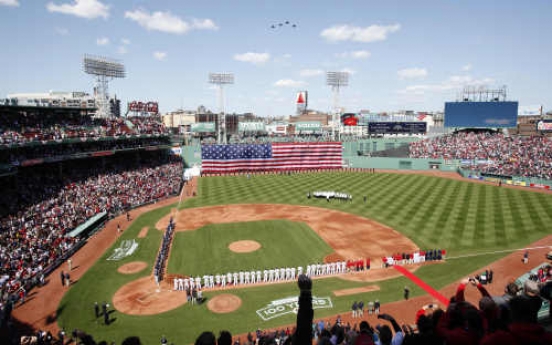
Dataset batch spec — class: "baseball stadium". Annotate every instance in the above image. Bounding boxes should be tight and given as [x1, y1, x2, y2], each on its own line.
[3, 2, 552, 345]
[3, 97, 552, 345]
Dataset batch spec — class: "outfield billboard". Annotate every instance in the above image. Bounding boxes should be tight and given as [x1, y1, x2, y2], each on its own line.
[368, 122, 427, 134]
[341, 113, 359, 126]
[128, 101, 159, 114]
[537, 120, 552, 132]
[444, 101, 518, 128]
[238, 122, 266, 131]
[295, 122, 321, 132]
[296, 91, 308, 113]
[191, 122, 216, 133]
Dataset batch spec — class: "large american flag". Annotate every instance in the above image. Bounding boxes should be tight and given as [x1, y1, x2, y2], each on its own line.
[201, 142, 343, 173]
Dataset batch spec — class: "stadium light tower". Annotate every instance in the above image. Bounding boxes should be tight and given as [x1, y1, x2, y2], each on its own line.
[327, 71, 349, 141]
[209, 73, 234, 144]
[83, 55, 126, 118]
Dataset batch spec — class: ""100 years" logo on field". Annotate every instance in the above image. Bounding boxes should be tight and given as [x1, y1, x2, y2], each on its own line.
[256, 296, 333, 321]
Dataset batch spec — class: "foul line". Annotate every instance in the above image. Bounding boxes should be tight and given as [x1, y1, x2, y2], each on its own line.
[446, 245, 551, 260]
[392, 265, 450, 307]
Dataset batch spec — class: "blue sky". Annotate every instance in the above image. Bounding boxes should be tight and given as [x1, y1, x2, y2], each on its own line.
[0, 0, 550, 116]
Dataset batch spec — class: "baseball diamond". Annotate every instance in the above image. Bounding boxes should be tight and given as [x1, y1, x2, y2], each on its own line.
[9, 170, 552, 344]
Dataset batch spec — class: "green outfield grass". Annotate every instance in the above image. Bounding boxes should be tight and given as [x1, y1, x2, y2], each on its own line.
[168, 220, 333, 276]
[57, 172, 552, 344]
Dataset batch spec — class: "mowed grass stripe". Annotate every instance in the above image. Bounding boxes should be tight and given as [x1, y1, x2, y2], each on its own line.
[409, 178, 454, 241]
[520, 193, 547, 235]
[368, 174, 418, 219]
[490, 188, 508, 247]
[397, 177, 448, 238]
[473, 185, 487, 245]
[428, 182, 463, 249]
[377, 175, 427, 228]
[504, 191, 528, 242]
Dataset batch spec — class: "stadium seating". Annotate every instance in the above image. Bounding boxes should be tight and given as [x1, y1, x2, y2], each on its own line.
[410, 132, 552, 180]
[0, 153, 183, 306]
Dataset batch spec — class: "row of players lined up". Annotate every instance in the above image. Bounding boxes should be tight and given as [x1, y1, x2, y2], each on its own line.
[173, 261, 354, 291]
[381, 248, 447, 267]
[309, 191, 353, 201]
[171, 249, 446, 292]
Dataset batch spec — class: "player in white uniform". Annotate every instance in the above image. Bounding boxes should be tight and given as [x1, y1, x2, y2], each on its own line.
[245, 271, 250, 284]
[263, 269, 268, 282]
[256, 270, 261, 283]
[184, 278, 190, 291]
[233, 272, 238, 286]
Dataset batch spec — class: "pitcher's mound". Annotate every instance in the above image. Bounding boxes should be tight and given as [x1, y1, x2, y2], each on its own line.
[229, 240, 261, 253]
[118, 261, 148, 274]
[207, 294, 242, 313]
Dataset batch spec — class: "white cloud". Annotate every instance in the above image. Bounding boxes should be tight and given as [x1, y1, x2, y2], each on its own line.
[321, 24, 400, 43]
[282, 54, 292, 59]
[399, 75, 494, 95]
[191, 18, 219, 30]
[462, 64, 472, 72]
[117, 46, 128, 55]
[234, 52, 270, 65]
[46, 0, 109, 19]
[121, 38, 131, 45]
[351, 50, 371, 59]
[55, 27, 69, 36]
[124, 9, 217, 34]
[274, 79, 306, 88]
[153, 51, 167, 61]
[397, 67, 428, 79]
[336, 50, 371, 59]
[0, 0, 19, 7]
[299, 69, 324, 77]
[96, 37, 109, 46]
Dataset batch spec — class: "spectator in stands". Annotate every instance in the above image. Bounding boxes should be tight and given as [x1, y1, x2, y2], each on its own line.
[409, 131, 552, 180]
[0, 153, 183, 306]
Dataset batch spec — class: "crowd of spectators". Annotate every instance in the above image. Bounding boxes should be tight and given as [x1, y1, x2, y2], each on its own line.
[409, 131, 552, 180]
[128, 116, 167, 135]
[0, 110, 169, 147]
[2, 137, 171, 167]
[0, 153, 183, 326]
[8, 265, 552, 344]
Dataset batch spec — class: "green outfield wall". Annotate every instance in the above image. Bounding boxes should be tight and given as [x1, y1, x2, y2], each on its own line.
[182, 139, 462, 172]
[341, 137, 420, 156]
[344, 156, 460, 171]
